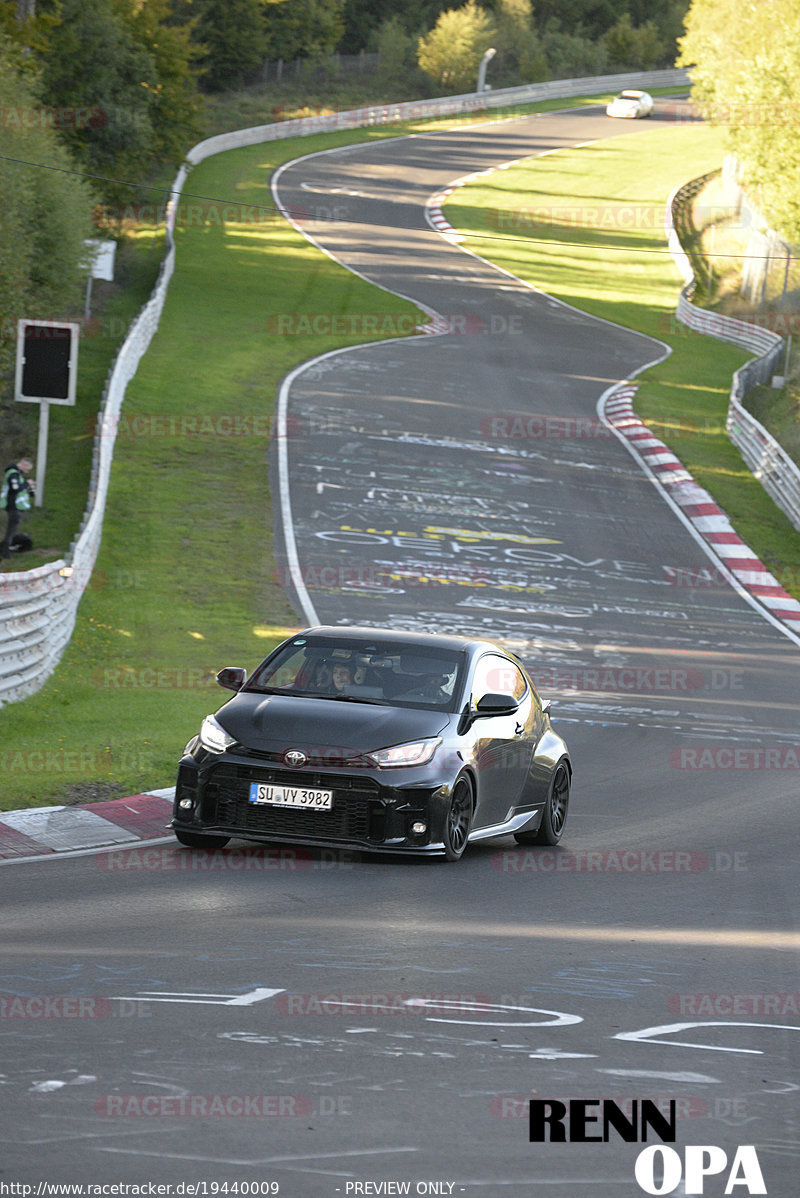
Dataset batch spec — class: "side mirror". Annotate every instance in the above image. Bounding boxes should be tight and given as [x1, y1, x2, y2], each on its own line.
[476, 692, 519, 717]
[541, 698, 552, 718]
[216, 666, 246, 692]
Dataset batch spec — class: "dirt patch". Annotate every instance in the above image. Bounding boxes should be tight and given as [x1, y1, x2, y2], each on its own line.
[53, 781, 129, 807]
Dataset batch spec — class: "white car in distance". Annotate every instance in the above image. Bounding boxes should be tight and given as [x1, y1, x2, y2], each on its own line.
[606, 89, 654, 118]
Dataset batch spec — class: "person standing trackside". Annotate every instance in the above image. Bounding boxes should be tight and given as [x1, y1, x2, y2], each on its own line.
[0, 458, 35, 559]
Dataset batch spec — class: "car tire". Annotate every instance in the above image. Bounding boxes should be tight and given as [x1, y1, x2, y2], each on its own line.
[514, 760, 569, 847]
[443, 773, 473, 862]
[174, 830, 230, 850]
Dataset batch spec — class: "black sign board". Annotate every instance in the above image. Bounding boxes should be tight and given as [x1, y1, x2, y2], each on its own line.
[15, 320, 79, 406]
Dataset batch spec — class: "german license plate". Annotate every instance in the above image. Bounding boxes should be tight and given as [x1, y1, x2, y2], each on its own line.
[248, 782, 333, 810]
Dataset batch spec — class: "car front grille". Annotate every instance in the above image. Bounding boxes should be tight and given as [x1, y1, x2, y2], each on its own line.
[205, 763, 380, 841]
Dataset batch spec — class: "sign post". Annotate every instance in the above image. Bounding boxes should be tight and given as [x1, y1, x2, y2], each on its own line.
[83, 239, 116, 319]
[14, 320, 80, 507]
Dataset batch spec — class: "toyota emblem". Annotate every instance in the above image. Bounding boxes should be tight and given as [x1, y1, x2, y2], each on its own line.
[284, 749, 307, 768]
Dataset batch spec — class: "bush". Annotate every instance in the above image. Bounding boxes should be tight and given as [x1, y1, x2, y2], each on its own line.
[417, 0, 497, 94]
[603, 13, 665, 71]
[540, 23, 608, 80]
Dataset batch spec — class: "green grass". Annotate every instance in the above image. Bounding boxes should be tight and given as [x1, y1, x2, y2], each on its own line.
[444, 122, 800, 601]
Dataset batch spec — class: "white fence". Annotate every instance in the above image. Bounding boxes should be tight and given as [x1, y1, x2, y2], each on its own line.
[666, 179, 800, 531]
[0, 68, 689, 707]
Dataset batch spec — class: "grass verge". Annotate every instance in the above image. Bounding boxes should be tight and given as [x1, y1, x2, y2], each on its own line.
[444, 121, 800, 601]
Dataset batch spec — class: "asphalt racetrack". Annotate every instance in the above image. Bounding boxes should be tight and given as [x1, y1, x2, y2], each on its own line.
[2, 103, 798, 1196]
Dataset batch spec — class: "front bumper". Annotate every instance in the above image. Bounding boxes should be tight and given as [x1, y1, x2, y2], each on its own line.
[172, 751, 452, 854]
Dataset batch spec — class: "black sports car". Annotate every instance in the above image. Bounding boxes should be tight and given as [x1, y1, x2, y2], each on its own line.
[172, 627, 571, 861]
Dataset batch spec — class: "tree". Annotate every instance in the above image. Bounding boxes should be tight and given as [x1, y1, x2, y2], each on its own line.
[678, 0, 800, 240]
[529, 0, 625, 39]
[372, 15, 417, 85]
[266, 0, 345, 63]
[0, 32, 94, 383]
[491, 0, 548, 83]
[34, 0, 160, 206]
[124, 0, 201, 162]
[16, 0, 202, 208]
[540, 22, 608, 80]
[0, 0, 58, 60]
[603, 12, 664, 70]
[417, 0, 497, 93]
[341, 0, 461, 53]
[194, 0, 270, 90]
[651, 0, 690, 55]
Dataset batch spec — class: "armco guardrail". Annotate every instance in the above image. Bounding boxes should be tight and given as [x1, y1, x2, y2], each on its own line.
[666, 180, 800, 531]
[185, 68, 688, 161]
[0, 68, 689, 707]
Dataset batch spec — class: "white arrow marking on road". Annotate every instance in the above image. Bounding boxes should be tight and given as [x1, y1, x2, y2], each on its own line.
[597, 1068, 720, 1083]
[528, 1050, 597, 1060]
[614, 1021, 800, 1054]
[113, 987, 284, 1006]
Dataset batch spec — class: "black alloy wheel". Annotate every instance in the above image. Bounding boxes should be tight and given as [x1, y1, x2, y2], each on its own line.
[443, 774, 474, 862]
[514, 760, 570, 847]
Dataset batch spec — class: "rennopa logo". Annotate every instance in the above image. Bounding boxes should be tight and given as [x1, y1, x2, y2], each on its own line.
[528, 1099, 767, 1194]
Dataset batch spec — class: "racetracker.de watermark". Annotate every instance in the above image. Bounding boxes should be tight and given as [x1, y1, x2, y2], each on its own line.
[0, 105, 107, 129]
[275, 562, 493, 590]
[658, 311, 800, 340]
[668, 993, 800, 1016]
[86, 412, 301, 439]
[479, 413, 721, 441]
[528, 667, 743, 694]
[90, 668, 216, 690]
[493, 1095, 699, 1119]
[480, 414, 612, 439]
[264, 313, 520, 336]
[93, 1094, 337, 1117]
[0, 997, 146, 1019]
[665, 99, 799, 127]
[488, 203, 665, 231]
[669, 746, 800, 769]
[491, 1093, 753, 1126]
[664, 564, 799, 592]
[275, 993, 491, 1016]
[490, 849, 746, 873]
[98, 845, 360, 871]
[0, 749, 149, 775]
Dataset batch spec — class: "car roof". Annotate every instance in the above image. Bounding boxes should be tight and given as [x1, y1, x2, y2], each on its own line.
[299, 625, 510, 657]
[619, 90, 644, 97]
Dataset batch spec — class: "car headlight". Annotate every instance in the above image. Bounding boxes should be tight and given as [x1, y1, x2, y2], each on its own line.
[367, 738, 441, 768]
[199, 714, 236, 754]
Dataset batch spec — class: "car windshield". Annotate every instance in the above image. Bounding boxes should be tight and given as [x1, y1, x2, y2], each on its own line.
[245, 637, 467, 710]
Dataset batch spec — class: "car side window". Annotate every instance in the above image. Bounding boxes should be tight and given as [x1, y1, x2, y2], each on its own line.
[471, 654, 528, 705]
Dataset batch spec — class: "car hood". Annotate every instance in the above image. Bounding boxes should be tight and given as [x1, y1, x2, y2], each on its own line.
[215, 692, 451, 756]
